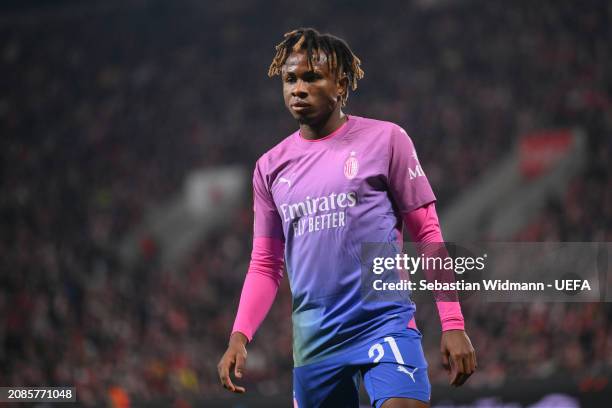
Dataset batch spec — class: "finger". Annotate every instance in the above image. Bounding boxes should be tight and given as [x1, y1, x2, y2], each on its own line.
[218, 357, 236, 392]
[450, 355, 466, 386]
[455, 351, 477, 387]
[221, 372, 236, 392]
[449, 365, 459, 386]
[467, 350, 477, 373]
[222, 372, 246, 394]
[235, 353, 246, 378]
[233, 385, 246, 393]
[225, 369, 246, 394]
[455, 355, 474, 387]
[454, 372, 471, 387]
[441, 351, 450, 371]
[454, 354, 476, 387]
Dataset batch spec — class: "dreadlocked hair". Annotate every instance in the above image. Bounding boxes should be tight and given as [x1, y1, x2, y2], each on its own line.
[268, 28, 364, 106]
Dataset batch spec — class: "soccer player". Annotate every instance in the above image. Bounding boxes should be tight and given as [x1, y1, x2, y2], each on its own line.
[217, 28, 477, 408]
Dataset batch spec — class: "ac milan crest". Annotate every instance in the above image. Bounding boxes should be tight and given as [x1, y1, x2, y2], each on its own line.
[344, 151, 359, 179]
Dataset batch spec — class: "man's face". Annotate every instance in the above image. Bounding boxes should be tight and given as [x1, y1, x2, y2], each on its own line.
[281, 50, 346, 125]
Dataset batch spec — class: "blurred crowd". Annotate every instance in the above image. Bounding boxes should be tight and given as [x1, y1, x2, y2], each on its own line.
[1, 0, 610, 405]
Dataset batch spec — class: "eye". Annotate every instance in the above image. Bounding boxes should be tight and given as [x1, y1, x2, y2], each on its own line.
[304, 72, 321, 82]
[285, 74, 296, 83]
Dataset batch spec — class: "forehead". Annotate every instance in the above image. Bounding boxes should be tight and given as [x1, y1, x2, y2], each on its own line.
[282, 50, 331, 74]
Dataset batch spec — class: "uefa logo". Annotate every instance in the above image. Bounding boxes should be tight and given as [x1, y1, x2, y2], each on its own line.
[344, 151, 359, 179]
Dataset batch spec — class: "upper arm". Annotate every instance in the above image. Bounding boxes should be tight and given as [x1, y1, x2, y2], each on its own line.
[387, 125, 436, 214]
[253, 160, 284, 240]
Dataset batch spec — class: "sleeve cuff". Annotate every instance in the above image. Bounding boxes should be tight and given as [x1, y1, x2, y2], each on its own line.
[440, 316, 465, 331]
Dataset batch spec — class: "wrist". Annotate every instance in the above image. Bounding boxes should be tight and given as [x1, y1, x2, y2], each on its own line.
[442, 329, 465, 334]
[230, 331, 249, 346]
[441, 322, 465, 332]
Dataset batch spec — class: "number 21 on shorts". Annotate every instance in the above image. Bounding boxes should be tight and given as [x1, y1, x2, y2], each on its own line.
[368, 336, 406, 364]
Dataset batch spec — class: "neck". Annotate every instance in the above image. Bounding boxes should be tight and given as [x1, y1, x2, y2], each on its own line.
[299, 108, 347, 140]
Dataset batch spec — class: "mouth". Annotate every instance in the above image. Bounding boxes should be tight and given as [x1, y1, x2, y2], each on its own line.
[291, 102, 312, 113]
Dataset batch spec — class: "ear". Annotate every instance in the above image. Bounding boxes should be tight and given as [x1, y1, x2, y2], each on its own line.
[336, 75, 349, 100]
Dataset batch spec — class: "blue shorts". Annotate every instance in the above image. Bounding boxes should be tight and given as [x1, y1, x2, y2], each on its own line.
[293, 328, 430, 408]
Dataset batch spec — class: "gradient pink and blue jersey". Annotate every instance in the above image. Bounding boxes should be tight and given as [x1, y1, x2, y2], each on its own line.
[253, 116, 436, 366]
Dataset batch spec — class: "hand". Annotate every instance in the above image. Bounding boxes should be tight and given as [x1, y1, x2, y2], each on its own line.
[217, 332, 249, 393]
[440, 329, 476, 387]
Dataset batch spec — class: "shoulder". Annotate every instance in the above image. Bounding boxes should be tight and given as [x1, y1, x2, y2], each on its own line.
[349, 115, 408, 140]
[350, 115, 398, 131]
[254, 129, 298, 179]
[256, 130, 297, 168]
[347, 116, 411, 155]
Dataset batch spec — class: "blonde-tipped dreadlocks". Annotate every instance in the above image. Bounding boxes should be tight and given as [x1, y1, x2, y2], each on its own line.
[268, 28, 364, 106]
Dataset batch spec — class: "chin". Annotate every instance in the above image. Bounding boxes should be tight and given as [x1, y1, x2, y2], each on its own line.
[293, 112, 315, 124]
[296, 116, 312, 125]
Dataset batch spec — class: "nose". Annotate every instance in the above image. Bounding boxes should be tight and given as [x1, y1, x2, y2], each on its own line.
[291, 79, 308, 99]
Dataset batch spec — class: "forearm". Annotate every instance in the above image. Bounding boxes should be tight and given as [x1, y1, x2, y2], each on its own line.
[231, 237, 285, 341]
[403, 202, 465, 331]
